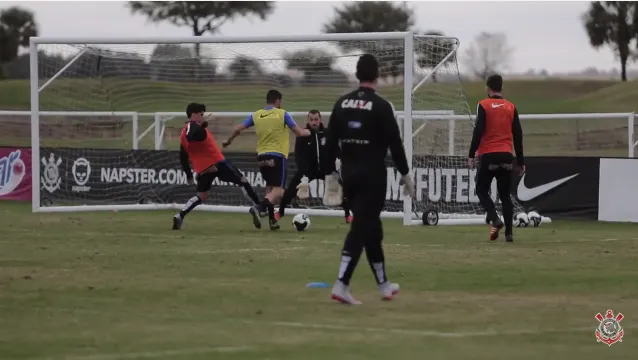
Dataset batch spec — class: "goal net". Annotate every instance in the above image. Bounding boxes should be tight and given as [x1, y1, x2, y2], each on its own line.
[30, 33, 526, 225]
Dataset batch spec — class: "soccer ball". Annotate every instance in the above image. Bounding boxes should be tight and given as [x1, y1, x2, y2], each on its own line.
[514, 212, 529, 228]
[292, 213, 311, 231]
[527, 210, 542, 227]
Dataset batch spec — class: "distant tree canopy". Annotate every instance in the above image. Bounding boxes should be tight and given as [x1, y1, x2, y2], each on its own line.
[284, 48, 348, 85]
[463, 32, 514, 80]
[149, 44, 216, 82]
[2, 44, 221, 82]
[228, 56, 263, 82]
[127, 1, 274, 57]
[322, 1, 414, 34]
[322, 1, 451, 83]
[583, 1, 638, 81]
[0, 6, 38, 78]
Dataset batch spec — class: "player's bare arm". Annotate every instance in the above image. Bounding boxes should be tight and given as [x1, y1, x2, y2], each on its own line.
[290, 124, 311, 137]
[223, 123, 248, 147]
[283, 111, 310, 137]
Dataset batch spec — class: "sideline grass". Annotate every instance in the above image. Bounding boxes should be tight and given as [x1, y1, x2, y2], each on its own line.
[0, 79, 624, 113]
[1, 79, 637, 156]
[1, 201, 638, 359]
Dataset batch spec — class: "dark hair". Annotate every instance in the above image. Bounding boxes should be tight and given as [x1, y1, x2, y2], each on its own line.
[486, 74, 503, 92]
[356, 54, 379, 82]
[308, 109, 321, 118]
[186, 102, 206, 118]
[266, 89, 282, 104]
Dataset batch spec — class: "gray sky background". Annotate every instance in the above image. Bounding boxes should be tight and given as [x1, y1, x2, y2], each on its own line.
[2, 1, 632, 74]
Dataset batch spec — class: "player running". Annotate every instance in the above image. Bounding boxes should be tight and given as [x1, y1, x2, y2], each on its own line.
[276, 110, 352, 223]
[223, 90, 311, 231]
[173, 102, 262, 230]
[468, 74, 525, 242]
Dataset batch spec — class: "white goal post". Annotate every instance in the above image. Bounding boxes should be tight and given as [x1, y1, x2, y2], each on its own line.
[28, 32, 625, 225]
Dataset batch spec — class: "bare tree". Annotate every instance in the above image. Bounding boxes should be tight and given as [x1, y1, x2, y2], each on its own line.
[463, 32, 514, 80]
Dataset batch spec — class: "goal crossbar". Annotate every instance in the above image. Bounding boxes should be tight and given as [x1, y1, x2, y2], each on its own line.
[29, 32, 413, 45]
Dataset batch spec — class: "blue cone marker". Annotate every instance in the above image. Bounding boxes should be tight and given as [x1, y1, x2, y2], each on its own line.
[306, 282, 330, 288]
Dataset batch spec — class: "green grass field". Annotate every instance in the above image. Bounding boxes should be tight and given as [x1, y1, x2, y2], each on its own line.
[1, 201, 638, 359]
[1, 79, 638, 156]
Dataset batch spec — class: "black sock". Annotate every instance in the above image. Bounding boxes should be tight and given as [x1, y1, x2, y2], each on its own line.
[502, 201, 513, 235]
[364, 219, 386, 284]
[258, 198, 269, 213]
[267, 202, 276, 222]
[342, 198, 351, 217]
[242, 183, 260, 205]
[260, 198, 276, 221]
[179, 195, 202, 218]
[365, 245, 387, 285]
[478, 193, 499, 225]
[338, 232, 364, 286]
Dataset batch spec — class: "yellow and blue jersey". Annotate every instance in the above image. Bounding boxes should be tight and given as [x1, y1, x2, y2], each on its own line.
[242, 106, 297, 158]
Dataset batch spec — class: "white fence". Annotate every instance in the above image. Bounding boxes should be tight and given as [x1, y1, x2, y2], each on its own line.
[1, 110, 636, 157]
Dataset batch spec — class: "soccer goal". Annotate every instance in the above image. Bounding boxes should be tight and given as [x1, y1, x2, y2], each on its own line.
[29, 32, 544, 225]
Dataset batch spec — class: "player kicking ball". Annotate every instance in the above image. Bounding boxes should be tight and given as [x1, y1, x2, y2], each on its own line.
[173, 102, 262, 230]
[276, 110, 352, 223]
[223, 90, 310, 231]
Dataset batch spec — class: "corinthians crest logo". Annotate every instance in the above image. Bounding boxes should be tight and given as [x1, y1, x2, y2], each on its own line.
[41, 153, 62, 193]
[595, 309, 624, 346]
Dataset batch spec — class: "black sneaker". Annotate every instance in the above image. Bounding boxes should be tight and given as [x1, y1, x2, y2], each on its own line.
[172, 215, 183, 230]
[505, 234, 514, 243]
[269, 217, 280, 231]
[249, 206, 262, 229]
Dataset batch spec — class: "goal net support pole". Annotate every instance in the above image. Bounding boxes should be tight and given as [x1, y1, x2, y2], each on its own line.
[402, 33, 414, 226]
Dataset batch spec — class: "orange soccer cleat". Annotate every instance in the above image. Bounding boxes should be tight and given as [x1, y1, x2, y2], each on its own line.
[489, 220, 504, 241]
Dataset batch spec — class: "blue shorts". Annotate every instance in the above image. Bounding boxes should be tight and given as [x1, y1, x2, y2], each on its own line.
[257, 153, 287, 188]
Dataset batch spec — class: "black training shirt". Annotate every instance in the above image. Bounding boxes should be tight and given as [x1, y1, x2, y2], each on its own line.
[325, 86, 410, 180]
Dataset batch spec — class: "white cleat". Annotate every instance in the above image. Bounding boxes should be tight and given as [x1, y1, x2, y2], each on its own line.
[330, 280, 362, 305]
[379, 282, 400, 301]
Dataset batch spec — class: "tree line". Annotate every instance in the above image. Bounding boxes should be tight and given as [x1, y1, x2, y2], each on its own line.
[1, 2, 637, 82]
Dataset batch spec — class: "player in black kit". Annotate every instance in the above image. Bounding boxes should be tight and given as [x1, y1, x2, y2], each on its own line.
[323, 54, 416, 305]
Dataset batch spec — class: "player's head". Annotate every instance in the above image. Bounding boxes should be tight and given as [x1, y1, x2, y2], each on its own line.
[266, 89, 283, 108]
[186, 102, 206, 122]
[486, 74, 503, 96]
[356, 54, 379, 85]
[307, 109, 322, 130]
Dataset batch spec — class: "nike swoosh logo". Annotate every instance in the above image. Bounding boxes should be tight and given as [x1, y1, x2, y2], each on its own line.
[491, 103, 505, 108]
[260, 113, 272, 118]
[516, 173, 579, 202]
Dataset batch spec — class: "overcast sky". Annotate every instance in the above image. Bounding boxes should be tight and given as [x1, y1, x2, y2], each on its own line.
[2, 1, 631, 74]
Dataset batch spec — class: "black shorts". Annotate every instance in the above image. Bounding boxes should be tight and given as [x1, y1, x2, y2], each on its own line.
[196, 160, 245, 193]
[257, 153, 287, 188]
[475, 152, 514, 192]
